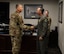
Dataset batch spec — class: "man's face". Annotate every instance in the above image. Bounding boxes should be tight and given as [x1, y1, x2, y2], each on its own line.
[36, 8, 41, 15]
[44, 11, 49, 16]
[17, 5, 23, 12]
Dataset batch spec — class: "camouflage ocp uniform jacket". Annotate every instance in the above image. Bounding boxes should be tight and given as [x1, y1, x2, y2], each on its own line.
[9, 11, 30, 36]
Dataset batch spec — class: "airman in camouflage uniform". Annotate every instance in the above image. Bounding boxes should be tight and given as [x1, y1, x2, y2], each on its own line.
[9, 4, 32, 54]
[36, 8, 48, 54]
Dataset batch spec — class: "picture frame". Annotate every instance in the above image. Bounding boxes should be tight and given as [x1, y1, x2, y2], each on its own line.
[24, 4, 43, 19]
[58, 1, 63, 23]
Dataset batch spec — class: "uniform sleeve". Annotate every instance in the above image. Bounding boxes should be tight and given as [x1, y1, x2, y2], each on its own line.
[9, 14, 16, 36]
[40, 18, 48, 37]
[18, 16, 30, 29]
[50, 18, 52, 26]
[9, 14, 16, 27]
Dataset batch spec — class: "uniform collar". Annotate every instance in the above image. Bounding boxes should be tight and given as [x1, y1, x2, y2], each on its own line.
[40, 15, 45, 20]
[15, 11, 20, 14]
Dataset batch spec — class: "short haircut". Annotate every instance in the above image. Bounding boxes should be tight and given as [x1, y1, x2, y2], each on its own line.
[16, 4, 21, 8]
[40, 7, 44, 14]
[46, 10, 49, 14]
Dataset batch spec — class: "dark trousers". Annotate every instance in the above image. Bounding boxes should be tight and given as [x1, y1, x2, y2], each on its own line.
[37, 37, 49, 54]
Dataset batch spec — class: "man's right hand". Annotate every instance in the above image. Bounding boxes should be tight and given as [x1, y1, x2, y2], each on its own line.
[30, 26, 34, 30]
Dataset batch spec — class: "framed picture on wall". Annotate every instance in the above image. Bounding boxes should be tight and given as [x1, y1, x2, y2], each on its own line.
[24, 4, 43, 19]
[58, 1, 63, 23]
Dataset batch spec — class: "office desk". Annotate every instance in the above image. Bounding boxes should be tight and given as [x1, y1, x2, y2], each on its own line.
[21, 35, 37, 54]
[0, 34, 37, 54]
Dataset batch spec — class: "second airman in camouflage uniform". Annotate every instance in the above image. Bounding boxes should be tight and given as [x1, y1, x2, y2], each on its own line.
[9, 4, 33, 54]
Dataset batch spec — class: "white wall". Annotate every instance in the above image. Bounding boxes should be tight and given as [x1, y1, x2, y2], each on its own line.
[58, 0, 64, 54]
[0, 0, 58, 30]
[10, 0, 59, 30]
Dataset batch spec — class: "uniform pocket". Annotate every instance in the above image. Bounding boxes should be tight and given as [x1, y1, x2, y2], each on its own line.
[16, 30, 21, 35]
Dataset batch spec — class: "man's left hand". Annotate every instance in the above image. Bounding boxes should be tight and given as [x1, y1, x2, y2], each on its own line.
[39, 36, 43, 41]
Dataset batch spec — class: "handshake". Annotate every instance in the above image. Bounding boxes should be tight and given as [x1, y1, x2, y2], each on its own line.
[30, 26, 35, 30]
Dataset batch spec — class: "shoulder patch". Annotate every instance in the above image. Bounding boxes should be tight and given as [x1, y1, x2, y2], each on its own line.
[11, 15, 15, 18]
